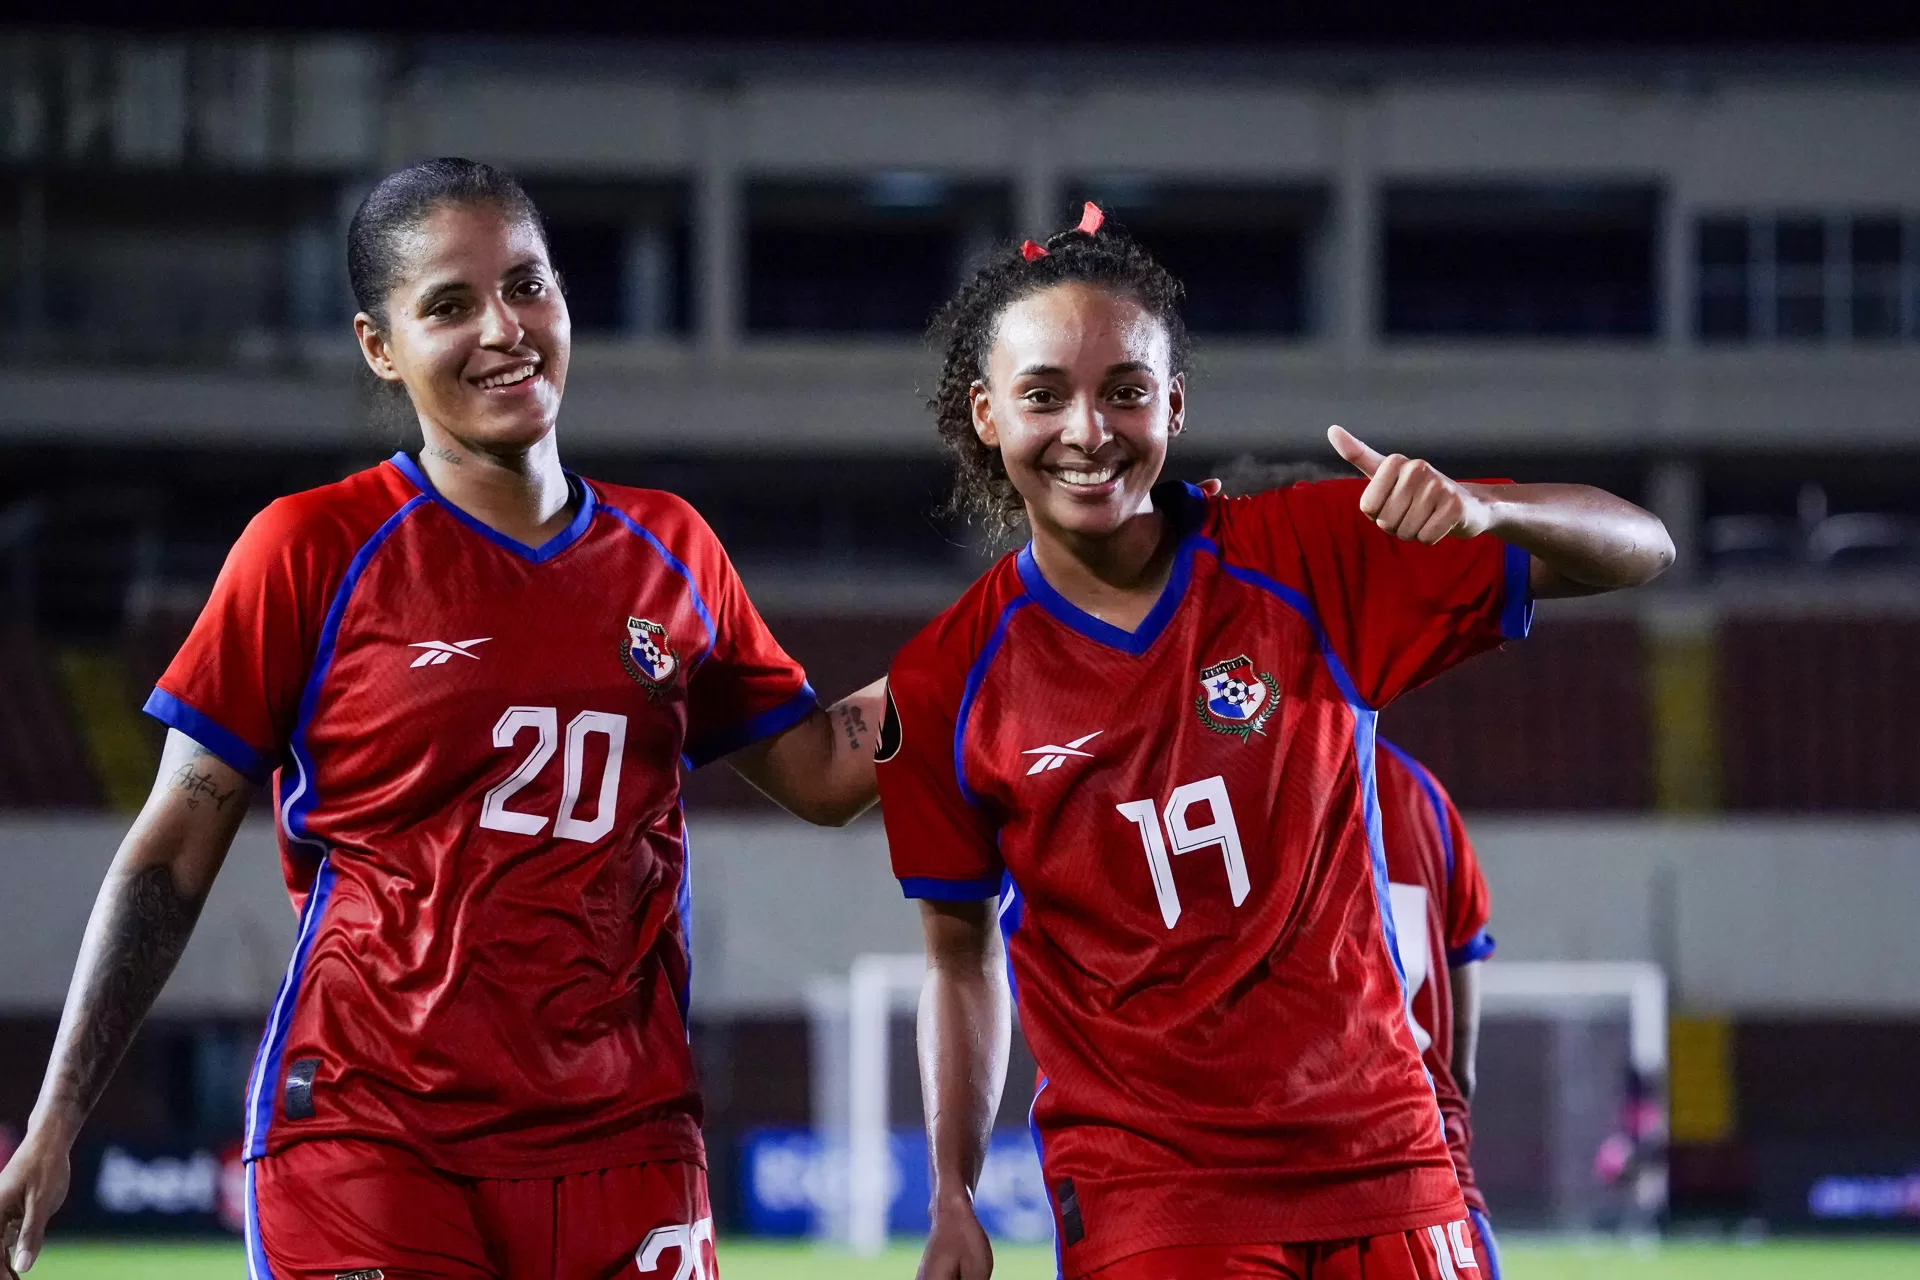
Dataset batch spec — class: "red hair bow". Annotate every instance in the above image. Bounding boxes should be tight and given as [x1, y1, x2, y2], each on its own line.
[1020, 202, 1106, 262]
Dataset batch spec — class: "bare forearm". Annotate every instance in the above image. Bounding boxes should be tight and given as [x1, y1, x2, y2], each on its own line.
[919, 964, 1012, 1203]
[1474, 483, 1673, 594]
[29, 731, 247, 1144]
[1449, 963, 1482, 1103]
[32, 863, 206, 1139]
[730, 679, 886, 826]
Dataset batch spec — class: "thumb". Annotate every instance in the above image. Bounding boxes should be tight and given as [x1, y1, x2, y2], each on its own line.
[1327, 425, 1385, 478]
[14, 1188, 48, 1274]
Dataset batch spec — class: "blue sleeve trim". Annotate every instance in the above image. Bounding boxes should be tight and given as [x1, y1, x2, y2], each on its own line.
[1500, 543, 1535, 639]
[1449, 929, 1496, 967]
[900, 875, 1003, 901]
[142, 688, 270, 783]
[682, 685, 819, 768]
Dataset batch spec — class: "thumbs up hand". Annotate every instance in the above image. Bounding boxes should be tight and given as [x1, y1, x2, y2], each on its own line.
[1327, 425, 1494, 544]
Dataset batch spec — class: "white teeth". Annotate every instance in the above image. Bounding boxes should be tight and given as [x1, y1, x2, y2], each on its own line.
[1053, 465, 1119, 488]
[477, 364, 537, 390]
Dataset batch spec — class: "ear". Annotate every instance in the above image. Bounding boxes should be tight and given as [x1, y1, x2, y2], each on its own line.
[969, 380, 999, 449]
[1166, 372, 1187, 437]
[354, 313, 404, 383]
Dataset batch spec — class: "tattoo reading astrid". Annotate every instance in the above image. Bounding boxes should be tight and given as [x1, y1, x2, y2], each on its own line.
[169, 763, 235, 811]
[836, 704, 870, 753]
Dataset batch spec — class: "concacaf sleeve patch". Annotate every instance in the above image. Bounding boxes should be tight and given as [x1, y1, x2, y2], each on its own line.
[875, 686, 904, 763]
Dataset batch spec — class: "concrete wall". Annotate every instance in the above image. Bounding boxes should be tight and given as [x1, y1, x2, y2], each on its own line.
[3, 813, 1916, 1017]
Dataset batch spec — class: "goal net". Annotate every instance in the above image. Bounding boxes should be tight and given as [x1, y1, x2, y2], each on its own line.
[799, 955, 1667, 1253]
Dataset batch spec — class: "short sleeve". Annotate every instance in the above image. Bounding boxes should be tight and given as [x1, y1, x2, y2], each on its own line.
[1436, 775, 1495, 967]
[680, 522, 817, 768]
[144, 503, 322, 782]
[876, 658, 1004, 901]
[1265, 479, 1532, 708]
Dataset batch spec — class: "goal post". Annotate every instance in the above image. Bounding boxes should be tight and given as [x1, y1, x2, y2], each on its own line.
[812, 954, 1669, 1252]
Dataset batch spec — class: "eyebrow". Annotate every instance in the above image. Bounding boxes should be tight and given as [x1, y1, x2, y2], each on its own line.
[1013, 360, 1155, 379]
[413, 259, 547, 310]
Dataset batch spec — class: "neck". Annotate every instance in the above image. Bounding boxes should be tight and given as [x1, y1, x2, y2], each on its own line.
[416, 425, 574, 544]
[1028, 501, 1178, 628]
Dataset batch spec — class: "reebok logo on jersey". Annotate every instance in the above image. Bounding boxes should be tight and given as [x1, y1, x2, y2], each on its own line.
[408, 638, 490, 667]
[1022, 731, 1101, 775]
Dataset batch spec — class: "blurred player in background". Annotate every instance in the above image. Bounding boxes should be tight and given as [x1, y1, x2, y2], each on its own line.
[1222, 460, 1505, 1277]
[1376, 741, 1502, 1280]
[0, 158, 882, 1280]
[879, 206, 1674, 1280]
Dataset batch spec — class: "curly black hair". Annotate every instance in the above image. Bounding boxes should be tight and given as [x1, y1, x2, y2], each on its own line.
[926, 209, 1192, 541]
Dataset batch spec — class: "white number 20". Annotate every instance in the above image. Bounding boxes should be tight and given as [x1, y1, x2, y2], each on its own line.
[478, 706, 627, 843]
[1116, 775, 1249, 930]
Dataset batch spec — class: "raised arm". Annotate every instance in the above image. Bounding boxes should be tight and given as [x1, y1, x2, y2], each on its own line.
[0, 730, 253, 1275]
[1328, 425, 1675, 597]
[915, 897, 1011, 1280]
[729, 678, 886, 826]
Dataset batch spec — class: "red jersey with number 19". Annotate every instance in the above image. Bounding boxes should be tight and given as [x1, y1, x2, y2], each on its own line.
[878, 479, 1532, 1277]
[145, 453, 814, 1179]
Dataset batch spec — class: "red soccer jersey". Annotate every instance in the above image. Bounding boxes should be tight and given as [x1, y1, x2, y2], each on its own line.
[146, 452, 814, 1178]
[878, 480, 1531, 1275]
[1377, 740, 1495, 1217]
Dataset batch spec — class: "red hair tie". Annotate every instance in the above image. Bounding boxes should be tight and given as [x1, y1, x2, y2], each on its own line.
[1019, 202, 1106, 263]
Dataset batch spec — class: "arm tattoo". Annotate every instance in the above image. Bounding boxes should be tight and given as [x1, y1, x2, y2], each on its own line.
[52, 865, 206, 1117]
[834, 703, 871, 754]
[168, 763, 236, 811]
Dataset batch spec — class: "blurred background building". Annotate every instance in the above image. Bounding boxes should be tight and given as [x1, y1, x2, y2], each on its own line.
[2, 20, 1919, 1243]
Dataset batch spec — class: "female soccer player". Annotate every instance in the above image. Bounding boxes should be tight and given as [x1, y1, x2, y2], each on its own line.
[879, 206, 1672, 1280]
[0, 158, 881, 1280]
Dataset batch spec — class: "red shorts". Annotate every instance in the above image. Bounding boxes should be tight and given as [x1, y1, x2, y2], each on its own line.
[1085, 1219, 1492, 1280]
[248, 1138, 716, 1280]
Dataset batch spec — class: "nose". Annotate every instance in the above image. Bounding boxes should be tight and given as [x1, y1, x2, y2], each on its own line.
[1058, 396, 1109, 453]
[478, 293, 524, 350]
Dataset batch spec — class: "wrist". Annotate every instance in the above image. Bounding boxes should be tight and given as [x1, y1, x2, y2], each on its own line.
[929, 1183, 978, 1220]
[26, 1097, 85, 1150]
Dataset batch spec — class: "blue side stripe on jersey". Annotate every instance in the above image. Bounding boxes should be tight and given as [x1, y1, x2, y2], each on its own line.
[998, 872, 1061, 1280]
[681, 684, 819, 769]
[1014, 534, 1203, 657]
[1470, 1207, 1504, 1280]
[1449, 928, 1497, 968]
[1207, 554, 1413, 990]
[388, 451, 597, 564]
[954, 596, 1031, 809]
[141, 689, 269, 783]
[278, 495, 428, 859]
[243, 1162, 277, 1279]
[604, 507, 720, 670]
[243, 857, 337, 1160]
[899, 875, 1002, 901]
[1381, 738, 1457, 880]
[1500, 542, 1535, 639]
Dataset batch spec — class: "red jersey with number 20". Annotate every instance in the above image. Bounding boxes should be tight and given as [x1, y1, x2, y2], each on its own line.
[146, 453, 814, 1178]
[1378, 741, 1496, 1217]
[878, 480, 1531, 1277]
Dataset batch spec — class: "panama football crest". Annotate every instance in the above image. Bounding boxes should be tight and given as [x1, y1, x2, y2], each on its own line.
[621, 617, 678, 695]
[1194, 655, 1280, 741]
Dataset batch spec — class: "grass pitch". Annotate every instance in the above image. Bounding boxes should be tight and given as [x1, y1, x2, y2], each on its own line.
[21, 1237, 1920, 1277]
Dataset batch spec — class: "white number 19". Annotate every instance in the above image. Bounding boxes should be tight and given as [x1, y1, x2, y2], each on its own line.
[1116, 775, 1249, 930]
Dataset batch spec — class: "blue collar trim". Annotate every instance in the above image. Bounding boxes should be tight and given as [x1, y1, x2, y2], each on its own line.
[1012, 481, 1208, 657]
[388, 451, 596, 564]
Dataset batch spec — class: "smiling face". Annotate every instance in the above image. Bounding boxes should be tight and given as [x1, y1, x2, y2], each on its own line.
[971, 281, 1185, 545]
[354, 203, 569, 454]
